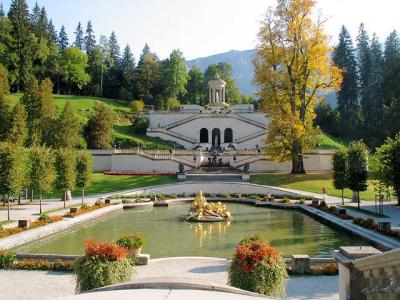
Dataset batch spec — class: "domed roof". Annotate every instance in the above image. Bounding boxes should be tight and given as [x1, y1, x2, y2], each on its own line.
[208, 74, 226, 86]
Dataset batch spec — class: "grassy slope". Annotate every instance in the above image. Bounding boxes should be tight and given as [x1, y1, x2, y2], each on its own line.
[6, 93, 170, 149]
[251, 173, 376, 201]
[44, 173, 176, 199]
[317, 134, 345, 150]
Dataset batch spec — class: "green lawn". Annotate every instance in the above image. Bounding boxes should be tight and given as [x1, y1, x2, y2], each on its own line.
[251, 173, 377, 201]
[43, 173, 176, 199]
[317, 134, 345, 150]
[113, 124, 171, 149]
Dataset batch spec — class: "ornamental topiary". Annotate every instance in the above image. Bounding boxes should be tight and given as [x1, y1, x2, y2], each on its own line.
[73, 240, 133, 292]
[228, 236, 287, 297]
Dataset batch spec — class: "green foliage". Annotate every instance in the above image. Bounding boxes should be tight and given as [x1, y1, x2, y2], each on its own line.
[0, 64, 10, 141]
[332, 148, 348, 190]
[55, 101, 81, 148]
[186, 66, 204, 104]
[376, 133, 400, 204]
[347, 141, 369, 193]
[59, 47, 90, 90]
[0, 250, 16, 269]
[116, 234, 145, 249]
[0, 143, 27, 197]
[8, 102, 28, 145]
[38, 213, 51, 223]
[165, 98, 180, 111]
[162, 49, 188, 98]
[28, 146, 55, 195]
[130, 99, 144, 121]
[54, 148, 76, 193]
[84, 102, 114, 149]
[76, 150, 92, 190]
[73, 256, 133, 292]
[133, 117, 149, 135]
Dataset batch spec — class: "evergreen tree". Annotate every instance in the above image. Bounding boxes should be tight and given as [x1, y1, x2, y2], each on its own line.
[109, 31, 120, 65]
[8, 0, 36, 90]
[186, 66, 204, 104]
[57, 25, 69, 51]
[0, 64, 10, 141]
[85, 46, 103, 96]
[0, 15, 17, 86]
[36, 6, 48, 37]
[119, 44, 135, 100]
[84, 21, 96, 54]
[74, 22, 84, 50]
[0, 4, 5, 17]
[84, 102, 114, 149]
[162, 49, 189, 99]
[383, 31, 400, 138]
[55, 101, 81, 148]
[333, 26, 359, 138]
[8, 102, 28, 145]
[47, 19, 57, 44]
[31, 2, 41, 29]
[136, 45, 160, 103]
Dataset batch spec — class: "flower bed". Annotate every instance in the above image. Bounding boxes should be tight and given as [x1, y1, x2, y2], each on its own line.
[353, 217, 399, 238]
[0, 214, 64, 238]
[65, 202, 110, 218]
[104, 171, 176, 175]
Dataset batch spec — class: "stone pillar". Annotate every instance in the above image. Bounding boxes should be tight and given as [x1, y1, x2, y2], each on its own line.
[209, 87, 212, 103]
[334, 246, 382, 300]
[222, 87, 226, 103]
[291, 255, 311, 274]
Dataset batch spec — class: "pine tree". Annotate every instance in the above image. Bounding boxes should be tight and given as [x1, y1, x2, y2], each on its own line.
[84, 21, 96, 54]
[74, 22, 84, 50]
[36, 6, 48, 37]
[136, 45, 161, 103]
[109, 31, 120, 65]
[333, 26, 359, 138]
[47, 19, 57, 44]
[8, 0, 37, 90]
[0, 64, 10, 141]
[0, 4, 5, 17]
[31, 2, 41, 27]
[383, 31, 400, 138]
[84, 102, 114, 149]
[8, 102, 28, 145]
[55, 101, 81, 148]
[119, 45, 135, 100]
[57, 25, 69, 51]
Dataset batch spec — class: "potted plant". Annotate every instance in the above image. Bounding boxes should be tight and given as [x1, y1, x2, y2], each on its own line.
[228, 236, 287, 297]
[73, 240, 133, 292]
[116, 234, 145, 256]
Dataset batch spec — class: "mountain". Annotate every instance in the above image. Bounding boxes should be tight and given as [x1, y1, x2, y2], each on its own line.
[187, 49, 257, 96]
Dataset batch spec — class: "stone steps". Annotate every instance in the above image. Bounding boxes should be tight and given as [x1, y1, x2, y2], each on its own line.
[186, 174, 242, 182]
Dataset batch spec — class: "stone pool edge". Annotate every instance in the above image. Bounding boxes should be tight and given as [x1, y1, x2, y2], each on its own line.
[0, 204, 122, 250]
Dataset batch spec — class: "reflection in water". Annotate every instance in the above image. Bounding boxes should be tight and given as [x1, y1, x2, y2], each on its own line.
[190, 221, 231, 248]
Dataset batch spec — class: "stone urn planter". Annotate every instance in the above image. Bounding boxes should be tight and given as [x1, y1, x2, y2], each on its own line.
[127, 247, 142, 256]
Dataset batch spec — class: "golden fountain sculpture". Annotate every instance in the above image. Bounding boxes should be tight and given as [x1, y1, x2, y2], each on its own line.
[184, 191, 232, 222]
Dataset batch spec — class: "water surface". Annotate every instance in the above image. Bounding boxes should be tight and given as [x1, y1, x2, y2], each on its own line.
[15, 204, 367, 257]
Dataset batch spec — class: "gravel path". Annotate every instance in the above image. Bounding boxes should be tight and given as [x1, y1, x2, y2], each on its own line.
[0, 257, 338, 300]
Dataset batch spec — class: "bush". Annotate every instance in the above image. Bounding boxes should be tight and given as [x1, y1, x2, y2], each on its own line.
[228, 237, 287, 297]
[38, 214, 51, 224]
[0, 250, 16, 269]
[74, 240, 133, 292]
[74, 256, 133, 292]
[133, 117, 149, 135]
[0, 226, 24, 237]
[15, 259, 51, 270]
[116, 234, 145, 249]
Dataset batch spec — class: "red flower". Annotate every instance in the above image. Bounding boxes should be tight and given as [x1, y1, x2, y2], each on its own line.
[84, 240, 128, 261]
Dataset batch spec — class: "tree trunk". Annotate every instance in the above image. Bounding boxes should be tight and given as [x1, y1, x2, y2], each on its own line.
[7, 195, 10, 221]
[291, 156, 305, 174]
[341, 189, 344, 205]
[291, 141, 305, 174]
[31, 190, 33, 202]
[81, 189, 85, 206]
[40, 194, 42, 214]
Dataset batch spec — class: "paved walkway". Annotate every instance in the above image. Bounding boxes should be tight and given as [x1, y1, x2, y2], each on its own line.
[0, 257, 339, 300]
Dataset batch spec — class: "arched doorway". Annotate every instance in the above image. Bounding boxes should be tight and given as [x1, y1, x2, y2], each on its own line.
[224, 128, 233, 143]
[212, 128, 221, 148]
[200, 128, 208, 143]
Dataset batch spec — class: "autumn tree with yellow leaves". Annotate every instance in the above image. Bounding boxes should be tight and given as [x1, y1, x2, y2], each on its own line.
[254, 0, 342, 174]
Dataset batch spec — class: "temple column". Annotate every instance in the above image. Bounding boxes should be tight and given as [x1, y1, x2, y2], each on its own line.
[222, 87, 225, 103]
[209, 87, 212, 103]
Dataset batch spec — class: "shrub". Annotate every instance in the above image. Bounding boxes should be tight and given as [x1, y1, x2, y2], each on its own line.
[94, 200, 103, 206]
[249, 194, 258, 200]
[228, 237, 287, 297]
[15, 259, 51, 270]
[52, 259, 74, 272]
[319, 200, 327, 208]
[74, 256, 133, 292]
[81, 204, 89, 210]
[0, 226, 24, 237]
[116, 234, 145, 249]
[0, 250, 16, 269]
[84, 240, 128, 261]
[38, 214, 51, 224]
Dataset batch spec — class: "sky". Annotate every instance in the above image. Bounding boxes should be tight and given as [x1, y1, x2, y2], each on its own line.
[1, 0, 400, 60]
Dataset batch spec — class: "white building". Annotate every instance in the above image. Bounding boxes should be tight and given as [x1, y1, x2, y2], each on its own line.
[145, 76, 269, 150]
